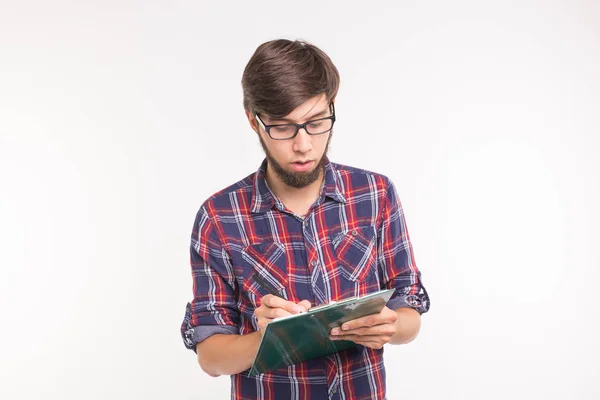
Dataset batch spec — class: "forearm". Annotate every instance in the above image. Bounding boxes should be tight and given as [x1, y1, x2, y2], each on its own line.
[196, 331, 262, 377]
[389, 307, 421, 345]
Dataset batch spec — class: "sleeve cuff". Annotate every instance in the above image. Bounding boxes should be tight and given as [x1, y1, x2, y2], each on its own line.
[180, 302, 239, 352]
[386, 276, 431, 315]
[182, 325, 239, 351]
[387, 292, 429, 314]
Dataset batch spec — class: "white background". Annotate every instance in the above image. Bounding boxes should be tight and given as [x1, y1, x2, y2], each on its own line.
[1, 1, 599, 399]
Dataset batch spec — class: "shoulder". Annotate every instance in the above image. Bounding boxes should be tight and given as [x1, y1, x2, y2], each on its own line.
[195, 172, 256, 219]
[330, 161, 394, 191]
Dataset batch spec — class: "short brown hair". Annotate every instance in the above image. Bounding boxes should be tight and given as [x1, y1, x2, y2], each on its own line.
[242, 39, 340, 119]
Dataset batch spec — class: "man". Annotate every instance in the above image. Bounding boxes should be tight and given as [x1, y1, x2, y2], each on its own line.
[181, 39, 430, 400]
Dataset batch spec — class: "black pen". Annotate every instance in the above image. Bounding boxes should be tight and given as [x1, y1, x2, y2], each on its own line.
[252, 272, 307, 314]
[251, 272, 281, 296]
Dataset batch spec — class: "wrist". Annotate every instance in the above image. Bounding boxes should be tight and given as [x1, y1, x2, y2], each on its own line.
[390, 308, 421, 345]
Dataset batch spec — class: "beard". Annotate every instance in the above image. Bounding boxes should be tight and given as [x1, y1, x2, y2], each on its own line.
[259, 133, 332, 189]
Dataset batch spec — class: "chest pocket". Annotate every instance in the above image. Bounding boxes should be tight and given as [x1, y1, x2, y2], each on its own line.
[332, 226, 377, 283]
[240, 241, 289, 302]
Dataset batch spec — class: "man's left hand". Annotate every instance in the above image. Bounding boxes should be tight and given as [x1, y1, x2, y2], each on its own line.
[329, 306, 398, 349]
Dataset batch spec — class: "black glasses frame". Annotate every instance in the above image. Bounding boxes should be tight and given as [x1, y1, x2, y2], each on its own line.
[255, 103, 336, 140]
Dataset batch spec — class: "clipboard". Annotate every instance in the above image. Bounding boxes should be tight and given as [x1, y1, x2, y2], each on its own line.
[248, 288, 395, 376]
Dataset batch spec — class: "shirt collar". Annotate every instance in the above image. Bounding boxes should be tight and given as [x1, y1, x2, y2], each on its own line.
[251, 157, 346, 214]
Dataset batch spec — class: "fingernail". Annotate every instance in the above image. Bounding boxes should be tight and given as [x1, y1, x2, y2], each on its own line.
[331, 329, 340, 335]
[342, 324, 349, 330]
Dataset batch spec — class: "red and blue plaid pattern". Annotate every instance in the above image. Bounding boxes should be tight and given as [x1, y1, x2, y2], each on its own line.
[181, 158, 429, 400]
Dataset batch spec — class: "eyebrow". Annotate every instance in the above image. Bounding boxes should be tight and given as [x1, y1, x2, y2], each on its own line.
[267, 108, 330, 124]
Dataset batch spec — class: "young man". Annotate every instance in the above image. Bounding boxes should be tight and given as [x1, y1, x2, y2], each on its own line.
[181, 39, 430, 400]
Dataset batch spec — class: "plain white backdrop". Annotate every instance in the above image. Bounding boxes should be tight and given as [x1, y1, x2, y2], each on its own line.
[1, 1, 599, 399]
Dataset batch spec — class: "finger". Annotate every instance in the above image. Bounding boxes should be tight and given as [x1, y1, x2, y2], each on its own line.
[257, 320, 268, 332]
[261, 295, 305, 314]
[330, 335, 391, 349]
[337, 316, 377, 332]
[332, 323, 396, 337]
[256, 308, 293, 331]
[254, 304, 292, 320]
[340, 308, 396, 331]
[260, 307, 293, 320]
[272, 307, 294, 319]
[297, 300, 312, 312]
[332, 333, 393, 344]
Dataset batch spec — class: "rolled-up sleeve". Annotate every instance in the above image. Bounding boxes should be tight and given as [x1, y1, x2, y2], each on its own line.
[377, 178, 430, 314]
[180, 205, 240, 352]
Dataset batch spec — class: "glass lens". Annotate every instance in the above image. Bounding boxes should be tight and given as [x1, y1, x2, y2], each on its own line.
[269, 124, 297, 139]
[305, 118, 333, 134]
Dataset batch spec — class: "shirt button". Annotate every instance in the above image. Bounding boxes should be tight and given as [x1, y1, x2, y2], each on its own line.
[352, 230, 358, 236]
[310, 260, 317, 266]
[331, 386, 338, 394]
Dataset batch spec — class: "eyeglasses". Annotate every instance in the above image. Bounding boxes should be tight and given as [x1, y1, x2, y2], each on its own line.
[255, 103, 336, 140]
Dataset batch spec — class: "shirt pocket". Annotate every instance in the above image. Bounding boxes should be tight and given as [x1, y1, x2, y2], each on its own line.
[332, 226, 377, 283]
[240, 241, 289, 302]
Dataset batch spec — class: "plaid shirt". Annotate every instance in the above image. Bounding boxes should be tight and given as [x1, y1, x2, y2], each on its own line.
[181, 158, 430, 400]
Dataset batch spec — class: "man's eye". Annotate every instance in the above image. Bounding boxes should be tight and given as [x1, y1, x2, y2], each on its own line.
[272, 125, 295, 134]
[308, 121, 324, 129]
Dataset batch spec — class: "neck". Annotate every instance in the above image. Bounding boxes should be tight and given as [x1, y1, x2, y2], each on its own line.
[265, 164, 324, 215]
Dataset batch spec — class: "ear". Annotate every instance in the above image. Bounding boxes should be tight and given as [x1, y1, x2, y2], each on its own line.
[245, 110, 259, 134]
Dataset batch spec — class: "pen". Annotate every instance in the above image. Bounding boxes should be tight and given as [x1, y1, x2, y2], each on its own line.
[251, 272, 281, 296]
[251, 272, 307, 314]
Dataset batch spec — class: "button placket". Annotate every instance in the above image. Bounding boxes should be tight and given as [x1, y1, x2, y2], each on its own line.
[302, 214, 325, 303]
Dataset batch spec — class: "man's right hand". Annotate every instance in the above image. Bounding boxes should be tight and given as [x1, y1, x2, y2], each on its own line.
[254, 295, 311, 335]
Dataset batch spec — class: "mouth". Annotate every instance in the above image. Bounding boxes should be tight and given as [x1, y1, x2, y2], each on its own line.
[290, 160, 314, 172]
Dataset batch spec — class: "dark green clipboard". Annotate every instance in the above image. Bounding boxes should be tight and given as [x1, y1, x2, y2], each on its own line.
[248, 288, 395, 376]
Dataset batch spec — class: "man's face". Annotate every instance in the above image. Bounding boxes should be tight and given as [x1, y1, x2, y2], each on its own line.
[251, 95, 333, 189]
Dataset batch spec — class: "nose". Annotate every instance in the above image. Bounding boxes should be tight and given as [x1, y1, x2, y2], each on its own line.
[292, 127, 312, 153]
